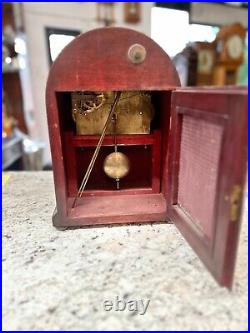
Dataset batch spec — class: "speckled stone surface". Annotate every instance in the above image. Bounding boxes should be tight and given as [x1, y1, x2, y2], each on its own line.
[3, 172, 248, 331]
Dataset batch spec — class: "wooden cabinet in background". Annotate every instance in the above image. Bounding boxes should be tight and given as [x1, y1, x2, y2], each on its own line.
[213, 23, 246, 85]
[2, 3, 28, 134]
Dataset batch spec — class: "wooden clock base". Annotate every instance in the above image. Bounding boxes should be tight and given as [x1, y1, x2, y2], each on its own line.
[52, 193, 167, 227]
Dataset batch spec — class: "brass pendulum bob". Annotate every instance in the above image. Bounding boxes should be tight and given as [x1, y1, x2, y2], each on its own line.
[103, 112, 130, 189]
[103, 149, 130, 189]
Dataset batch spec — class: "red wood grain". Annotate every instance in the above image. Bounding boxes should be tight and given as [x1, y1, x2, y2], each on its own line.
[46, 27, 180, 93]
[53, 193, 167, 226]
[71, 133, 155, 147]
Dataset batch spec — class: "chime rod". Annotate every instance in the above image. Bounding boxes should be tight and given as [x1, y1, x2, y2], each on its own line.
[72, 91, 121, 208]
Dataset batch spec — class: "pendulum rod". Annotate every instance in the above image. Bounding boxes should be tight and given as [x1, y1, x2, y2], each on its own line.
[112, 112, 120, 190]
[72, 91, 121, 208]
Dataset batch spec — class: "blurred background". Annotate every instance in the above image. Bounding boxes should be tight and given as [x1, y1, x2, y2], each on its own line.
[2, 2, 248, 171]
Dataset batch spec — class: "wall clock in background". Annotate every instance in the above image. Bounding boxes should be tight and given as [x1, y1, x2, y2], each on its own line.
[226, 34, 244, 60]
[213, 23, 246, 85]
[198, 49, 214, 74]
[124, 2, 141, 24]
[195, 42, 216, 85]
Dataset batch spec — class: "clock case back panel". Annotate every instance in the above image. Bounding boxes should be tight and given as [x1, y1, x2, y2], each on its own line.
[46, 28, 247, 289]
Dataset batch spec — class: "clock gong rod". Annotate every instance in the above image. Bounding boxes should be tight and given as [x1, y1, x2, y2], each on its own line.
[72, 91, 121, 208]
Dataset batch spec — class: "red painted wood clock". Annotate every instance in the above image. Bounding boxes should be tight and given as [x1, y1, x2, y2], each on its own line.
[46, 27, 247, 289]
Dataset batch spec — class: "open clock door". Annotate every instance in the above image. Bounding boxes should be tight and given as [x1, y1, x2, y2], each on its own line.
[167, 87, 247, 289]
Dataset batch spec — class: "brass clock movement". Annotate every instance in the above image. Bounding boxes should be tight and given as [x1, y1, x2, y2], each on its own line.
[72, 91, 154, 135]
[71, 90, 155, 206]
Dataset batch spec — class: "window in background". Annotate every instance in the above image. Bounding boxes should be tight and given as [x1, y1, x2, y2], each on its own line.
[151, 7, 219, 58]
[46, 28, 80, 64]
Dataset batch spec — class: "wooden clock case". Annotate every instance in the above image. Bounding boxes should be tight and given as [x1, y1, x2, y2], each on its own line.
[213, 23, 246, 85]
[195, 41, 215, 86]
[46, 28, 247, 288]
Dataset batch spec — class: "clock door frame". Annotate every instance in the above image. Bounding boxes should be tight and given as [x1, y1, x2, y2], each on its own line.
[167, 87, 247, 288]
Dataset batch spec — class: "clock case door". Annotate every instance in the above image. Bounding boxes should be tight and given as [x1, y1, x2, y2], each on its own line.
[167, 87, 247, 289]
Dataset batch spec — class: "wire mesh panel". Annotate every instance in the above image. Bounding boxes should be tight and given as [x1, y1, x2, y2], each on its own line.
[177, 115, 223, 239]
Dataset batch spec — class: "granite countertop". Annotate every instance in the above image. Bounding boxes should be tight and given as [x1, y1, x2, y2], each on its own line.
[3, 172, 248, 330]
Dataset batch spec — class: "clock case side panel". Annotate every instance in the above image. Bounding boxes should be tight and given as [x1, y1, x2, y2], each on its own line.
[46, 86, 68, 225]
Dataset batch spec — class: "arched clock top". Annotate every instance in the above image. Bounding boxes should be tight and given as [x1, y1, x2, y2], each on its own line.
[46, 27, 180, 95]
